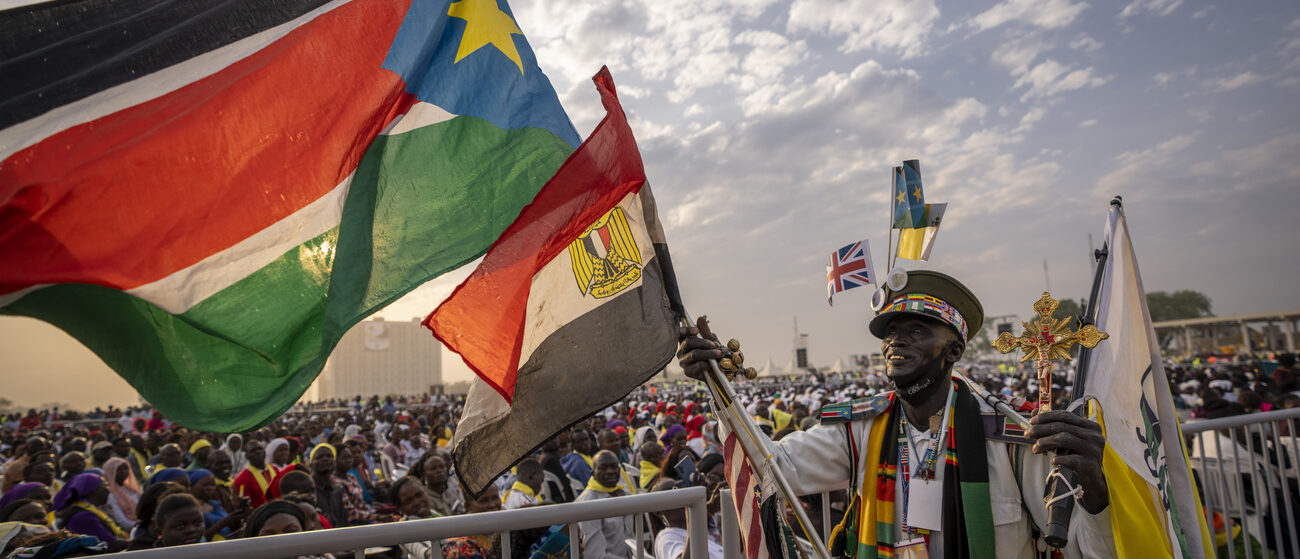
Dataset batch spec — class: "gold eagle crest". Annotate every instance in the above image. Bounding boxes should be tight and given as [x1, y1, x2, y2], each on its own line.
[568, 206, 642, 298]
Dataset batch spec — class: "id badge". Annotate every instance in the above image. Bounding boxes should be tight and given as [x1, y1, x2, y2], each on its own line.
[907, 477, 944, 531]
[895, 537, 928, 559]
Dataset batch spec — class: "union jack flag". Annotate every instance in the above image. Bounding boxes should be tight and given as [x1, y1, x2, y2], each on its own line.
[826, 239, 877, 306]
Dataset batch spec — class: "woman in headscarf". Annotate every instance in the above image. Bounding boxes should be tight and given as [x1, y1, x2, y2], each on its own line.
[219, 434, 247, 473]
[682, 414, 706, 450]
[100, 458, 139, 532]
[266, 438, 292, 471]
[658, 424, 687, 454]
[146, 468, 189, 489]
[0, 483, 51, 510]
[188, 469, 243, 541]
[186, 439, 213, 471]
[51, 472, 128, 545]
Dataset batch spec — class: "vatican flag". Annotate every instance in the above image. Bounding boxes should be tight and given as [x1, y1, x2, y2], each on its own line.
[896, 203, 946, 261]
[1081, 201, 1214, 558]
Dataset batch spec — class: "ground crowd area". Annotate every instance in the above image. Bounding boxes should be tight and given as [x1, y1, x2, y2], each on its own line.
[0, 352, 1296, 559]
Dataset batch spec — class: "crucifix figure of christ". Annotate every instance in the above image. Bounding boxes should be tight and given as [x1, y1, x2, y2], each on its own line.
[992, 292, 1109, 413]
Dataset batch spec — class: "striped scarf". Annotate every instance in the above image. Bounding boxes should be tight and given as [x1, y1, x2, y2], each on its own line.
[846, 381, 995, 559]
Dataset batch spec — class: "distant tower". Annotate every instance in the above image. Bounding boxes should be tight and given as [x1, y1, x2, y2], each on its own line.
[793, 317, 809, 371]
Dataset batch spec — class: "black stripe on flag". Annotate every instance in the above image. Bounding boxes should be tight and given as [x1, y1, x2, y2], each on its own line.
[0, 0, 336, 129]
[452, 258, 679, 494]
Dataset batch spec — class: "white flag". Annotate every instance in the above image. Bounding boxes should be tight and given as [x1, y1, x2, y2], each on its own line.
[1081, 202, 1213, 558]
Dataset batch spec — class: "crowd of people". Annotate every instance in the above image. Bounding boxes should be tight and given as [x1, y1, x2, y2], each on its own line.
[0, 352, 1295, 558]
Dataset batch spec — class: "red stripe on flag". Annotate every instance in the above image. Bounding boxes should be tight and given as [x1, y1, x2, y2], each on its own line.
[0, 0, 414, 295]
[725, 433, 769, 559]
[424, 68, 646, 402]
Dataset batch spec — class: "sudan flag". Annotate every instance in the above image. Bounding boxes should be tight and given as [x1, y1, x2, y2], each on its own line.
[426, 68, 683, 495]
[0, 0, 579, 431]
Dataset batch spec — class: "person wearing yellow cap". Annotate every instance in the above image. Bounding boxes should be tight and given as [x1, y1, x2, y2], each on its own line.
[678, 269, 1116, 558]
[186, 439, 212, 472]
[309, 443, 347, 528]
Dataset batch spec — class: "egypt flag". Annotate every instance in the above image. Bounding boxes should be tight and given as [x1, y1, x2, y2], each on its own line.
[426, 69, 683, 495]
[0, 0, 579, 431]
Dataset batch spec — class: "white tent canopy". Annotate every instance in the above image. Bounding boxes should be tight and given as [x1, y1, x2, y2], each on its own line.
[829, 358, 846, 374]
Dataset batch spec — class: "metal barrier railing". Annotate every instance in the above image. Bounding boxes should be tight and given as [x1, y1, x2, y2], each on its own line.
[115, 486, 708, 559]
[1182, 407, 1300, 559]
[88, 409, 1300, 559]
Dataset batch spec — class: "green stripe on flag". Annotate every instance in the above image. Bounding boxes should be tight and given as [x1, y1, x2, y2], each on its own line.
[2, 116, 572, 431]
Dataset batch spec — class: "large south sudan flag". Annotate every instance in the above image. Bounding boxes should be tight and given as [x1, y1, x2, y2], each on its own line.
[0, 0, 579, 431]
[426, 69, 683, 495]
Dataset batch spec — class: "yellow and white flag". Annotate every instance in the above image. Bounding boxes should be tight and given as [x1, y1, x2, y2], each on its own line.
[1081, 202, 1214, 558]
[896, 203, 945, 261]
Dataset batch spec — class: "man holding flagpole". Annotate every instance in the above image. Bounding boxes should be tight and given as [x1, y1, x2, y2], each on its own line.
[680, 270, 1119, 558]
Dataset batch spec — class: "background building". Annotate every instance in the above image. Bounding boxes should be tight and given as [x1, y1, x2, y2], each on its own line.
[305, 318, 441, 402]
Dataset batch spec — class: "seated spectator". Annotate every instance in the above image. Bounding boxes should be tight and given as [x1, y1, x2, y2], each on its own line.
[188, 439, 213, 471]
[147, 444, 184, 476]
[126, 481, 186, 550]
[220, 434, 248, 474]
[52, 472, 128, 547]
[0, 482, 51, 510]
[101, 457, 140, 532]
[58, 451, 87, 484]
[0, 498, 48, 526]
[150, 493, 205, 548]
[22, 461, 57, 494]
[651, 480, 722, 559]
[189, 469, 244, 541]
[502, 458, 543, 510]
[637, 443, 665, 491]
[332, 446, 374, 525]
[147, 468, 190, 489]
[243, 500, 305, 537]
[266, 438, 293, 471]
[392, 477, 438, 559]
[413, 452, 457, 516]
[576, 451, 632, 559]
[233, 440, 276, 508]
[561, 428, 595, 486]
[441, 485, 502, 559]
[281, 492, 325, 531]
[309, 444, 348, 528]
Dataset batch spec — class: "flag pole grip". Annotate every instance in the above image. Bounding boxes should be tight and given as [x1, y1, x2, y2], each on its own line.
[686, 315, 832, 559]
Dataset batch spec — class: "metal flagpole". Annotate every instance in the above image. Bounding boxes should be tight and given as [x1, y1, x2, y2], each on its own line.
[682, 314, 832, 559]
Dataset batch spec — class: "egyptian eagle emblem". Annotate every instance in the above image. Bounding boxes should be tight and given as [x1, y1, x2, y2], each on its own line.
[568, 207, 643, 298]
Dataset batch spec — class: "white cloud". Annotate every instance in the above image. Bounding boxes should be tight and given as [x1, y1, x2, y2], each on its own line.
[991, 35, 1053, 76]
[1013, 107, 1048, 133]
[787, 0, 940, 58]
[1205, 71, 1265, 92]
[1069, 33, 1103, 52]
[970, 0, 1088, 31]
[1013, 59, 1113, 100]
[1079, 118, 1098, 127]
[1118, 0, 1182, 19]
[1189, 134, 1300, 189]
[1153, 72, 1177, 87]
[1094, 133, 1198, 196]
[1190, 5, 1215, 19]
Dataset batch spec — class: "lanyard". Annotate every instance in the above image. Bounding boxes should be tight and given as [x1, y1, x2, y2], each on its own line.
[897, 384, 955, 537]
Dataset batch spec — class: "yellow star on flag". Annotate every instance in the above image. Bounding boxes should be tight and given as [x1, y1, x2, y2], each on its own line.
[896, 190, 906, 204]
[912, 185, 922, 200]
[448, 0, 525, 74]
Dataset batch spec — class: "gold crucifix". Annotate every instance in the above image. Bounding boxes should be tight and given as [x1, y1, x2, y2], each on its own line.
[992, 292, 1109, 413]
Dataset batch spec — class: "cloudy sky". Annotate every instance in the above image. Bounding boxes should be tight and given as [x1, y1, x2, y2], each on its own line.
[4, 0, 1298, 409]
